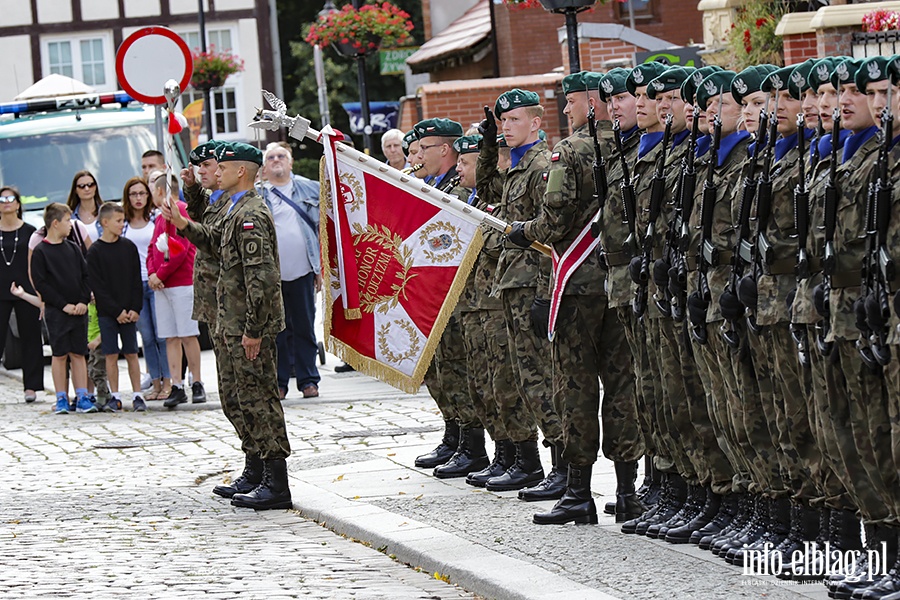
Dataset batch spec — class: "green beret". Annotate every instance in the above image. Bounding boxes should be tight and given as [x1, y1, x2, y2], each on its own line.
[889, 56, 900, 85]
[453, 134, 482, 155]
[647, 67, 694, 100]
[401, 129, 417, 154]
[808, 57, 845, 91]
[788, 59, 817, 99]
[494, 88, 541, 118]
[189, 140, 222, 166]
[215, 141, 262, 166]
[855, 56, 892, 94]
[626, 62, 669, 96]
[761, 65, 794, 94]
[497, 134, 508, 148]
[831, 58, 863, 89]
[414, 118, 463, 140]
[731, 64, 776, 103]
[562, 71, 603, 95]
[598, 68, 630, 101]
[681, 66, 723, 105]
[696, 71, 736, 111]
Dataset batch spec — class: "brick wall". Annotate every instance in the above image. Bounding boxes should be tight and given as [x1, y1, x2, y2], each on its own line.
[818, 25, 855, 58]
[569, 38, 643, 72]
[422, 0, 432, 42]
[783, 31, 817, 65]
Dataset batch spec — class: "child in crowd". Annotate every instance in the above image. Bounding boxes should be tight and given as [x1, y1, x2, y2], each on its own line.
[86, 203, 145, 412]
[29, 203, 95, 414]
[86, 297, 112, 406]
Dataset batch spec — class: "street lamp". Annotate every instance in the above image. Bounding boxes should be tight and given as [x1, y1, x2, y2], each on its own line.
[537, 0, 597, 74]
[315, 1, 338, 127]
[352, 0, 373, 154]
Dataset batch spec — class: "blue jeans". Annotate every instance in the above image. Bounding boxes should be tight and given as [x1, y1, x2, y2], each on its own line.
[136, 280, 170, 379]
[276, 273, 320, 391]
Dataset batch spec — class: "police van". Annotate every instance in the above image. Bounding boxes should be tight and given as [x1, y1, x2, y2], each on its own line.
[0, 87, 188, 368]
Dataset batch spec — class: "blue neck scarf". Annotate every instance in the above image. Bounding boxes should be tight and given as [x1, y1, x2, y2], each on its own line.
[622, 125, 639, 144]
[637, 131, 664, 160]
[842, 125, 879, 164]
[892, 134, 900, 150]
[817, 129, 850, 161]
[227, 190, 248, 214]
[467, 188, 477, 205]
[672, 129, 690, 149]
[717, 130, 751, 168]
[210, 189, 224, 205]
[695, 134, 711, 158]
[775, 131, 798, 164]
[434, 170, 453, 188]
[511, 139, 540, 169]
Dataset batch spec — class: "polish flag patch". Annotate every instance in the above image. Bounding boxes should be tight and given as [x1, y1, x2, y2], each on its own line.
[243, 222, 254, 230]
[551, 152, 561, 162]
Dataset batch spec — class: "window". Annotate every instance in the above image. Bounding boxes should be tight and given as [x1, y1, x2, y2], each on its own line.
[181, 87, 240, 137]
[183, 29, 233, 53]
[42, 34, 112, 89]
[614, 0, 657, 23]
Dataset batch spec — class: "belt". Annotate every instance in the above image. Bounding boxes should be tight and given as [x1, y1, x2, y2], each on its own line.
[830, 270, 861, 289]
[765, 257, 796, 276]
[605, 250, 634, 267]
[686, 255, 699, 271]
[808, 256, 822, 273]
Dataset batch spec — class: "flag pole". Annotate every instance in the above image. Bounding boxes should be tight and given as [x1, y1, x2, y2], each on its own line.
[249, 97, 552, 258]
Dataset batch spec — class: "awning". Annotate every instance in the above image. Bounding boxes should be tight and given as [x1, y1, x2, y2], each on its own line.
[406, 0, 492, 74]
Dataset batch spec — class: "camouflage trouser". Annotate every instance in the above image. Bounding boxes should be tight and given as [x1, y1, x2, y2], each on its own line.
[423, 314, 478, 427]
[501, 287, 562, 446]
[460, 310, 504, 440]
[758, 324, 820, 502]
[832, 341, 894, 523]
[87, 345, 110, 402]
[695, 325, 752, 494]
[822, 340, 890, 522]
[219, 335, 291, 460]
[552, 295, 640, 465]
[648, 317, 698, 483]
[618, 307, 663, 469]
[746, 328, 790, 496]
[885, 357, 900, 519]
[485, 308, 535, 443]
[806, 325, 855, 511]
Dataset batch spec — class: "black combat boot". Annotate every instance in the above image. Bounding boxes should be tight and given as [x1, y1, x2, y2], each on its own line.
[692, 492, 739, 546]
[853, 528, 900, 599]
[632, 472, 687, 536]
[607, 456, 653, 515]
[830, 524, 896, 599]
[773, 504, 822, 580]
[466, 440, 515, 487]
[647, 480, 699, 539]
[213, 454, 263, 498]
[415, 420, 459, 468]
[433, 426, 489, 479]
[518, 443, 567, 501]
[707, 493, 753, 552]
[639, 459, 663, 508]
[621, 471, 669, 534]
[734, 497, 791, 569]
[231, 458, 292, 510]
[485, 439, 544, 492]
[724, 496, 778, 565]
[717, 495, 769, 559]
[533, 464, 598, 525]
[666, 486, 722, 544]
[610, 460, 646, 523]
[823, 510, 864, 592]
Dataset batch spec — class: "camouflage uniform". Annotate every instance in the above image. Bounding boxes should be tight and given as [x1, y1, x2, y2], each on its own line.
[523, 123, 634, 466]
[182, 189, 290, 461]
[481, 139, 562, 446]
[827, 130, 894, 524]
[883, 143, 900, 521]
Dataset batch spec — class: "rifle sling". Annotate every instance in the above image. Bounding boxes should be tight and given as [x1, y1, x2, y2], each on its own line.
[605, 249, 636, 267]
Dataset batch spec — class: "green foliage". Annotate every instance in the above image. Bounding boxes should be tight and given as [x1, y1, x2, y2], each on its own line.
[724, 0, 787, 70]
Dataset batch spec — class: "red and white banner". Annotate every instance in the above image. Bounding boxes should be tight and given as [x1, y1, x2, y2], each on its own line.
[548, 215, 601, 341]
[319, 128, 483, 393]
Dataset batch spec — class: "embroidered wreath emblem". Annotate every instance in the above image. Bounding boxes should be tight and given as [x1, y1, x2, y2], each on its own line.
[352, 223, 417, 315]
[377, 319, 420, 365]
[418, 221, 463, 264]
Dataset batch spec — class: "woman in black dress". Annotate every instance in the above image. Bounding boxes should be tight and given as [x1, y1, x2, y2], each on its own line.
[0, 186, 42, 401]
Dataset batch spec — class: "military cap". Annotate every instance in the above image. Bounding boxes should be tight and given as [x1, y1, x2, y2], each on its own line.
[696, 70, 736, 111]
[189, 140, 222, 166]
[562, 71, 603, 95]
[831, 58, 863, 89]
[855, 55, 892, 93]
[414, 118, 464, 140]
[788, 58, 817, 99]
[215, 141, 262, 165]
[731, 64, 777, 103]
[401, 129, 417, 154]
[761, 65, 794, 94]
[808, 57, 845, 91]
[889, 56, 900, 85]
[626, 61, 669, 96]
[494, 88, 541, 118]
[598, 68, 630, 101]
[453, 134, 482, 155]
[647, 66, 694, 100]
[681, 65, 723, 105]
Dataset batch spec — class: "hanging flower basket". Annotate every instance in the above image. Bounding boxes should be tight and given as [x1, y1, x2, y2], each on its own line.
[190, 46, 244, 90]
[304, 2, 414, 56]
[862, 9, 900, 33]
[502, 0, 622, 12]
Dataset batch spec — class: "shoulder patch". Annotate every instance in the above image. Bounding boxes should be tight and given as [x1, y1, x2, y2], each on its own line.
[243, 222, 254, 230]
[551, 152, 561, 162]
[542, 172, 549, 182]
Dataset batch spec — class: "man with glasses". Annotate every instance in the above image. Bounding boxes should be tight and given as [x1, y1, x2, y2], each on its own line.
[257, 142, 322, 399]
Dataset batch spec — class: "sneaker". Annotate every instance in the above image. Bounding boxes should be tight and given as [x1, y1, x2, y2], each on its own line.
[55, 398, 69, 414]
[68, 400, 77, 413]
[163, 385, 188, 408]
[76, 395, 99, 413]
[301, 383, 319, 398]
[191, 381, 207, 403]
[132, 397, 147, 412]
[101, 398, 122, 413]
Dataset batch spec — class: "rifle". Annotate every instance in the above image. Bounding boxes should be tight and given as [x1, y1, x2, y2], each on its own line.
[790, 113, 812, 368]
[691, 92, 723, 344]
[721, 97, 769, 349]
[816, 107, 841, 357]
[588, 105, 609, 239]
[633, 112, 673, 318]
[670, 105, 701, 322]
[615, 119, 638, 256]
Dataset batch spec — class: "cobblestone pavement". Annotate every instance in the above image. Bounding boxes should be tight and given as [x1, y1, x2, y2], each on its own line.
[0, 350, 830, 600]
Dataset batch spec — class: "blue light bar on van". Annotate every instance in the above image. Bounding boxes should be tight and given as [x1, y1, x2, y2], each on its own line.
[0, 92, 134, 116]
